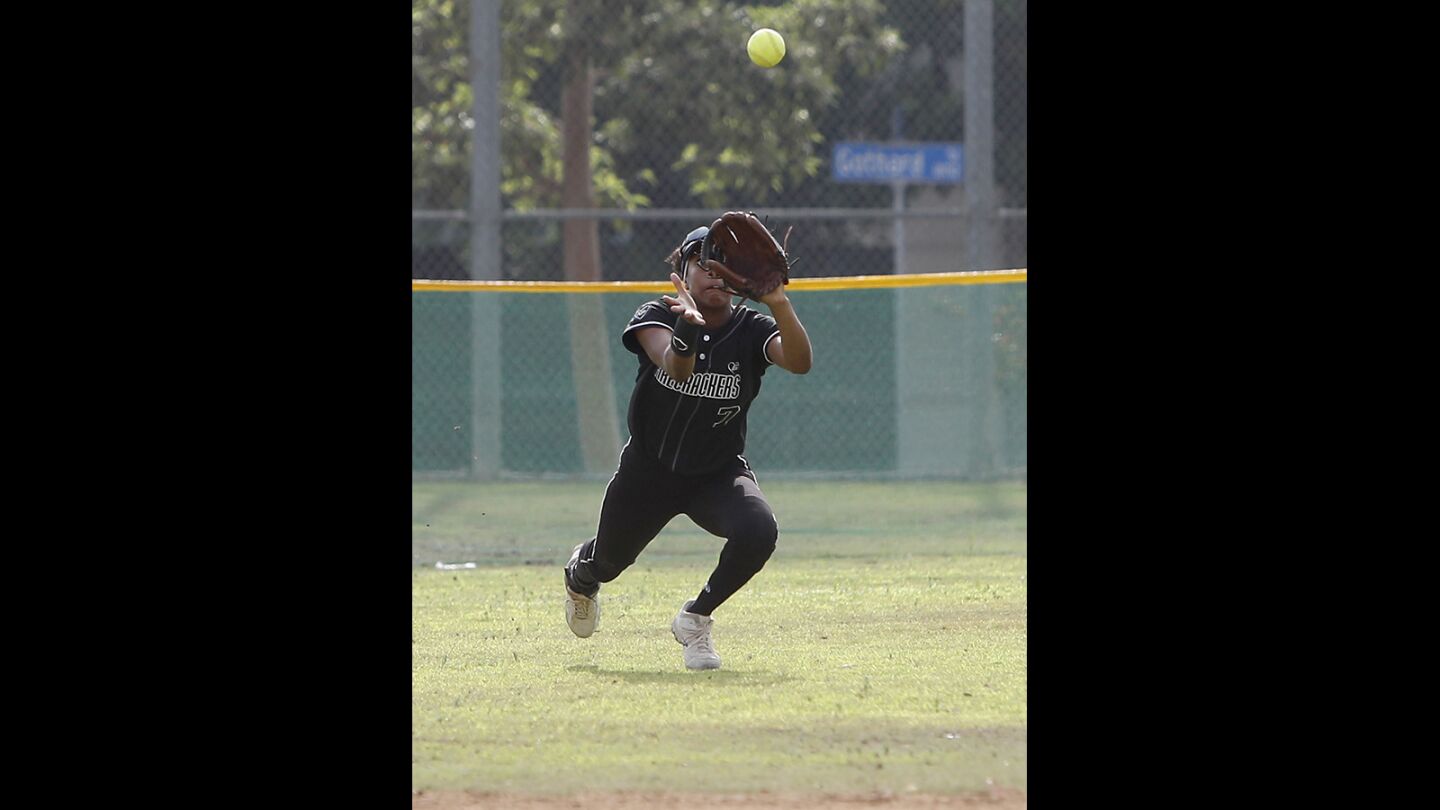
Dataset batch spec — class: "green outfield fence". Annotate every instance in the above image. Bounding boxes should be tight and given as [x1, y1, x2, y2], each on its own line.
[412, 272, 1025, 480]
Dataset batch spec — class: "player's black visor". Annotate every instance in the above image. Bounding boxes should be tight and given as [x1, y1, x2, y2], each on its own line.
[680, 226, 709, 261]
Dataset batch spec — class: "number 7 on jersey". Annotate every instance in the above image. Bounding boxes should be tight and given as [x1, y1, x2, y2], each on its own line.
[713, 406, 741, 427]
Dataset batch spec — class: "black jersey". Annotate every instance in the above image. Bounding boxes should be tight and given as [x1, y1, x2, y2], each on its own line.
[621, 300, 782, 475]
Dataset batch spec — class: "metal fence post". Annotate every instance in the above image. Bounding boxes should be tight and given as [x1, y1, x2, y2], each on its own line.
[964, 0, 1000, 478]
[469, 0, 503, 479]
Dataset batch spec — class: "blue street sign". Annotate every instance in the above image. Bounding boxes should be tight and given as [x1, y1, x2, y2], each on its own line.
[831, 142, 964, 184]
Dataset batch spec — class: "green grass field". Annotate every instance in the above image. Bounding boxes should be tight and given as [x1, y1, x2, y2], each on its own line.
[412, 480, 1026, 797]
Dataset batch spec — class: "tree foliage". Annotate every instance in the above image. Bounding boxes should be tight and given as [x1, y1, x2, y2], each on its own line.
[412, 0, 474, 209]
[412, 0, 906, 211]
[596, 0, 904, 208]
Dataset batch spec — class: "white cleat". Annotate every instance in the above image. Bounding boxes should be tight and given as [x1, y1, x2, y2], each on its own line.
[671, 600, 722, 670]
[564, 544, 599, 638]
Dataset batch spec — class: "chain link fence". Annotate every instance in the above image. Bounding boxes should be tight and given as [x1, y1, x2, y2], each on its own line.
[413, 0, 1026, 479]
[414, 282, 1024, 479]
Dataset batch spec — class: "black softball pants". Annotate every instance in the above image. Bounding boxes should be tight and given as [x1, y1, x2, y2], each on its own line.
[570, 443, 778, 616]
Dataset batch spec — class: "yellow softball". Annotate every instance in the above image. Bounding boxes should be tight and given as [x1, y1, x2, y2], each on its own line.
[747, 28, 786, 68]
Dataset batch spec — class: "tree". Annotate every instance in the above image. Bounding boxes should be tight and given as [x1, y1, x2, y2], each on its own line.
[413, 0, 906, 217]
[592, 0, 904, 209]
[412, 0, 474, 211]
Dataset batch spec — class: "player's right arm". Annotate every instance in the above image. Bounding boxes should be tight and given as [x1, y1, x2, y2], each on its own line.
[639, 271, 706, 382]
[636, 327, 694, 382]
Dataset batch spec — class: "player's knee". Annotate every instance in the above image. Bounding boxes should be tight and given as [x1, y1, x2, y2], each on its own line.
[732, 509, 778, 568]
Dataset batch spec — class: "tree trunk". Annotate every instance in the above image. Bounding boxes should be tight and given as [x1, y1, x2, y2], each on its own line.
[561, 32, 621, 474]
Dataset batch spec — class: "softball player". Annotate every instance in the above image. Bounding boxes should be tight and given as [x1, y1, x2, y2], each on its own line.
[563, 223, 814, 669]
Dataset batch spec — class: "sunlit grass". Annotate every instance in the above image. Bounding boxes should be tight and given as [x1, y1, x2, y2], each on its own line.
[412, 480, 1026, 794]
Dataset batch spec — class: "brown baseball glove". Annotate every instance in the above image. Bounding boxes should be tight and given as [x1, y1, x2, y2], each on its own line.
[700, 211, 793, 300]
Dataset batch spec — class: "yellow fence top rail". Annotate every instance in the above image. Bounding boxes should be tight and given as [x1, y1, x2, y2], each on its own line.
[412, 268, 1026, 293]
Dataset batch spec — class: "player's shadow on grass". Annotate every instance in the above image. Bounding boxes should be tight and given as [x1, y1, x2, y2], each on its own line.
[566, 664, 797, 686]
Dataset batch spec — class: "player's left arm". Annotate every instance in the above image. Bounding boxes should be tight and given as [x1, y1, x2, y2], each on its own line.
[758, 286, 812, 374]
